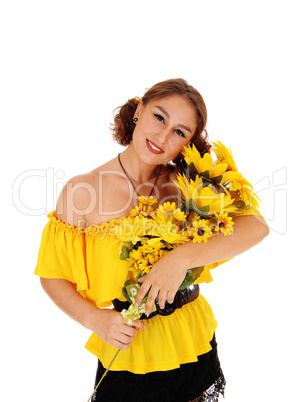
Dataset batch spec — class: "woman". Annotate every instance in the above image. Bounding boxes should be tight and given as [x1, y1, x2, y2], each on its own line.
[35, 78, 269, 401]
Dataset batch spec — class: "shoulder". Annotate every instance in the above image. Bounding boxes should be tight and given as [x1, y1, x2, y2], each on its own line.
[55, 172, 96, 227]
[55, 157, 122, 227]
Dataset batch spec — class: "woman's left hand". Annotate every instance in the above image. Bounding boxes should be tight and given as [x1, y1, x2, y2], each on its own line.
[134, 251, 188, 316]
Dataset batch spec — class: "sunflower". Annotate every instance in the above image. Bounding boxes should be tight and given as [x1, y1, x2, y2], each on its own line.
[171, 208, 187, 222]
[138, 196, 158, 212]
[239, 186, 261, 210]
[148, 220, 188, 244]
[141, 238, 164, 252]
[218, 172, 261, 210]
[195, 186, 235, 215]
[214, 213, 234, 236]
[111, 216, 151, 244]
[137, 259, 151, 275]
[187, 219, 213, 243]
[151, 206, 187, 226]
[127, 240, 168, 277]
[181, 144, 228, 179]
[146, 248, 168, 267]
[212, 141, 238, 171]
[173, 173, 204, 203]
[127, 248, 147, 276]
[174, 172, 236, 217]
[129, 206, 147, 218]
[158, 202, 177, 213]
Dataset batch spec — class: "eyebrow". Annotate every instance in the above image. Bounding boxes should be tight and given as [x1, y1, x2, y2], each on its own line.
[155, 106, 192, 134]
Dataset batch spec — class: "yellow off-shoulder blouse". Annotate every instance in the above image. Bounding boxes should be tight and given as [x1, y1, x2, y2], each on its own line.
[34, 207, 260, 374]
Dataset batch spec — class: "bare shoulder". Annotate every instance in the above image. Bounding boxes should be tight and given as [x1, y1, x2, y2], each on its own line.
[55, 157, 119, 227]
[55, 172, 94, 227]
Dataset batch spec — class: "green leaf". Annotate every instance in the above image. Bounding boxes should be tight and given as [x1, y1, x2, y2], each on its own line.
[179, 266, 205, 290]
[233, 200, 246, 210]
[227, 200, 247, 217]
[179, 272, 194, 290]
[175, 195, 185, 204]
[188, 162, 199, 178]
[124, 279, 133, 287]
[187, 200, 211, 218]
[212, 175, 223, 184]
[136, 273, 143, 281]
[182, 161, 198, 180]
[122, 286, 132, 304]
[190, 266, 205, 281]
[200, 170, 210, 179]
[120, 245, 130, 260]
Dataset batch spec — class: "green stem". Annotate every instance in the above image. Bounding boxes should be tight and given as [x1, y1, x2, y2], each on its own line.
[87, 349, 121, 402]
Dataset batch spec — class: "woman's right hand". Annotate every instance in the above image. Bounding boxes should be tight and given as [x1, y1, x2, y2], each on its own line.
[92, 309, 146, 350]
[40, 278, 145, 351]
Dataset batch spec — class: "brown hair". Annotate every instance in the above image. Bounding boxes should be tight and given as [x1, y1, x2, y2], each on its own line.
[111, 78, 211, 165]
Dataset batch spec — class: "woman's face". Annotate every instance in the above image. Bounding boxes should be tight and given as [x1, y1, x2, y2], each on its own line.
[132, 95, 198, 166]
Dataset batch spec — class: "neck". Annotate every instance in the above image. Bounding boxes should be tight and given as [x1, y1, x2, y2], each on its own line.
[119, 144, 161, 184]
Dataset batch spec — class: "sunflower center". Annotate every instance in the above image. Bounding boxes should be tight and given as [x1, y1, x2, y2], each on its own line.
[219, 222, 224, 228]
[197, 228, 205, 236]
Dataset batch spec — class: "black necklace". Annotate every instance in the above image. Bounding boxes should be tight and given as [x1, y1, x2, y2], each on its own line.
[118, 153, 161, 197]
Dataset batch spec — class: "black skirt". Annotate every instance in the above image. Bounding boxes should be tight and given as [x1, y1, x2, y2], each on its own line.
[92, 334, 225, 402]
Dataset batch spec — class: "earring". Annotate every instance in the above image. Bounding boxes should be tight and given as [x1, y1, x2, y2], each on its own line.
[133, 117, 138, 123]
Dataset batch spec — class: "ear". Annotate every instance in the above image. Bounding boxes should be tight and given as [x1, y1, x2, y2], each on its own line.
[135, 101, 144, 119]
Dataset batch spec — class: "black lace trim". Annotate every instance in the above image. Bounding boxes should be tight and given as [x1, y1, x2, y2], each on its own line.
[91, 334, 225, 402]
[190, 373, 226, 402]
[92, 373, 226, 402]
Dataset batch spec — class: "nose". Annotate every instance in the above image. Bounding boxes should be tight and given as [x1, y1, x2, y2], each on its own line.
[155, 128, 170, 145]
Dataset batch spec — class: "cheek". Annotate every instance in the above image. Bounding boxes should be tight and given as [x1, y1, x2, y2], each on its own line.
[132, 118, 156, 145]
[141, 115, 157, 134]
[169, 137, 188, 153]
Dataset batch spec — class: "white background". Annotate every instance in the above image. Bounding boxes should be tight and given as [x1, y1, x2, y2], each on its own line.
[1, 1, 298, 401]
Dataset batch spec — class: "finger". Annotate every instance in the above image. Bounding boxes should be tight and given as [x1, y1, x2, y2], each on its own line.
[113, 338, 133, 350]
[166, 290, 176, 305]
[109, 330, 134, 348]
[120, 325, 138, 337]
[144, 287, 159, 316]
[158, 289, 168, 310]
[131, 320, 146, 330]
[118, 333, 135, 344]
[135, 282, 151, 307]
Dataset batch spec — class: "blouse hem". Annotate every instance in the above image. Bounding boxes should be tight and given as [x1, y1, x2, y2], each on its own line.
[85, 324, 218, 375]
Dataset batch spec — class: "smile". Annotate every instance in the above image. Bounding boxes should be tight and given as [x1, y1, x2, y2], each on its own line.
[146, 139, 164, 154]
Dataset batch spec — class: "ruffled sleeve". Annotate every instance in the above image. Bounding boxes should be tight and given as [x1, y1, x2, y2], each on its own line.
[34, 211, 88, 291]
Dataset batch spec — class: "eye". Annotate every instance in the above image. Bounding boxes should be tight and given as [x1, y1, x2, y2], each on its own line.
[154, 113, 186, 138]
[175, 129, 186, 138]
[154, 114, 165, 123]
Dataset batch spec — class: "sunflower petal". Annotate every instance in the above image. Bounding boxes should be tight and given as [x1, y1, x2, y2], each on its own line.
[211, 163, 228, 178]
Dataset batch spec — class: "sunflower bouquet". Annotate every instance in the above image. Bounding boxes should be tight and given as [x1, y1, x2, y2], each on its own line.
[87, 141, 261, 400]
[112, 141, 260, 324]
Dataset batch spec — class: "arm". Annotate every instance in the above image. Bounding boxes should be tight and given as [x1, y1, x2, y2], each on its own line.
[40, 278, 145, 350]
[135, 214, 269, 315]
[40, 176, 145, 350]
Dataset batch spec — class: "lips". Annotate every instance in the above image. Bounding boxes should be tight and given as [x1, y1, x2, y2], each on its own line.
[146, 139, 164, 154]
